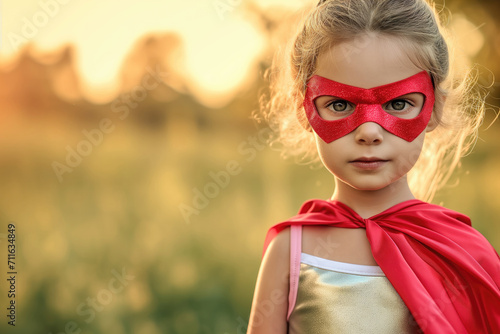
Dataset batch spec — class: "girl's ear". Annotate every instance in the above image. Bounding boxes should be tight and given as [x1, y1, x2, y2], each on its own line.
[426, 114, 438, 132]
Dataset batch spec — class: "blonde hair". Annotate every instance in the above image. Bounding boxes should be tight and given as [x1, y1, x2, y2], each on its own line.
[257, 0, 486, 202]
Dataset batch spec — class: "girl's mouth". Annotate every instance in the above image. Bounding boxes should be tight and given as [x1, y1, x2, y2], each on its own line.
[349, 157, 389, 170]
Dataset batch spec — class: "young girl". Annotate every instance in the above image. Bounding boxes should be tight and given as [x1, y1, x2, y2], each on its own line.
[248, 0, 500, 333]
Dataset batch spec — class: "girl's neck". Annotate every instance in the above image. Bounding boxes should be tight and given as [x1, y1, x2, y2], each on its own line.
[331, 176, 416, 219]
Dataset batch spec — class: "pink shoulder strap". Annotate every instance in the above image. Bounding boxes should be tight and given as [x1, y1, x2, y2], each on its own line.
[287, 225, 302, 320]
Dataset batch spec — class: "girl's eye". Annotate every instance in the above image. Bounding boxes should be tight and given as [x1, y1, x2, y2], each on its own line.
[386, 99, 412, 112]
[327, 100, 352, 112]
[390, 100, 407, 111]
[315, 97, 354, 120]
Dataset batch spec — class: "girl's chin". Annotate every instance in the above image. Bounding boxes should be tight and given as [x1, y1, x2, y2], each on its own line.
[337, 178, 400, 193]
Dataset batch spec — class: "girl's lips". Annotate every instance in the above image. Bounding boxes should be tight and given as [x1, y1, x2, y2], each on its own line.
[349, 158, 389, 170]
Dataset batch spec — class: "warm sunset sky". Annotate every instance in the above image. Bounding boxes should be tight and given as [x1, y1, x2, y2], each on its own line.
[1, 0, 484, 106]
[1, 0, 308, 106]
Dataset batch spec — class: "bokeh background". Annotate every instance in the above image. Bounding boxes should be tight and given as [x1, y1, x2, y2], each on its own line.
[0, 0, 499, 333]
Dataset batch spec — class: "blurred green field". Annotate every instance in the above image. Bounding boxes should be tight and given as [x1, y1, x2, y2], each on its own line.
[0, 100, 498, 333]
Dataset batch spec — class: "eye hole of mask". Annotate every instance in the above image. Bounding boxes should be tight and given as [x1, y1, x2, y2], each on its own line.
[313, 93, 425, 121]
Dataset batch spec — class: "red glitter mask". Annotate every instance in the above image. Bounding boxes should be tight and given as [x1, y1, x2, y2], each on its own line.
[303, 71, 435, 142]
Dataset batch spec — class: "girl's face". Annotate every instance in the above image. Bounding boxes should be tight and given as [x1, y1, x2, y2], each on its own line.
[311, 33, 436, 193]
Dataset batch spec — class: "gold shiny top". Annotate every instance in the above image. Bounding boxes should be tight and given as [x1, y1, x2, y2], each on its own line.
[288, 253, 419, 333]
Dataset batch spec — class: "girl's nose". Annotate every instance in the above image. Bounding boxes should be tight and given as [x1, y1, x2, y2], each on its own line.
[354, 122, 384, 144]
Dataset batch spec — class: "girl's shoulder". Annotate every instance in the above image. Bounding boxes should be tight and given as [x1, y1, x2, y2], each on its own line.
[265, 226, 290, 260]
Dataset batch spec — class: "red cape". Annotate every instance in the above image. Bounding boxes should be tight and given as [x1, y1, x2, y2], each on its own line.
[262, 199, 500, 333]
